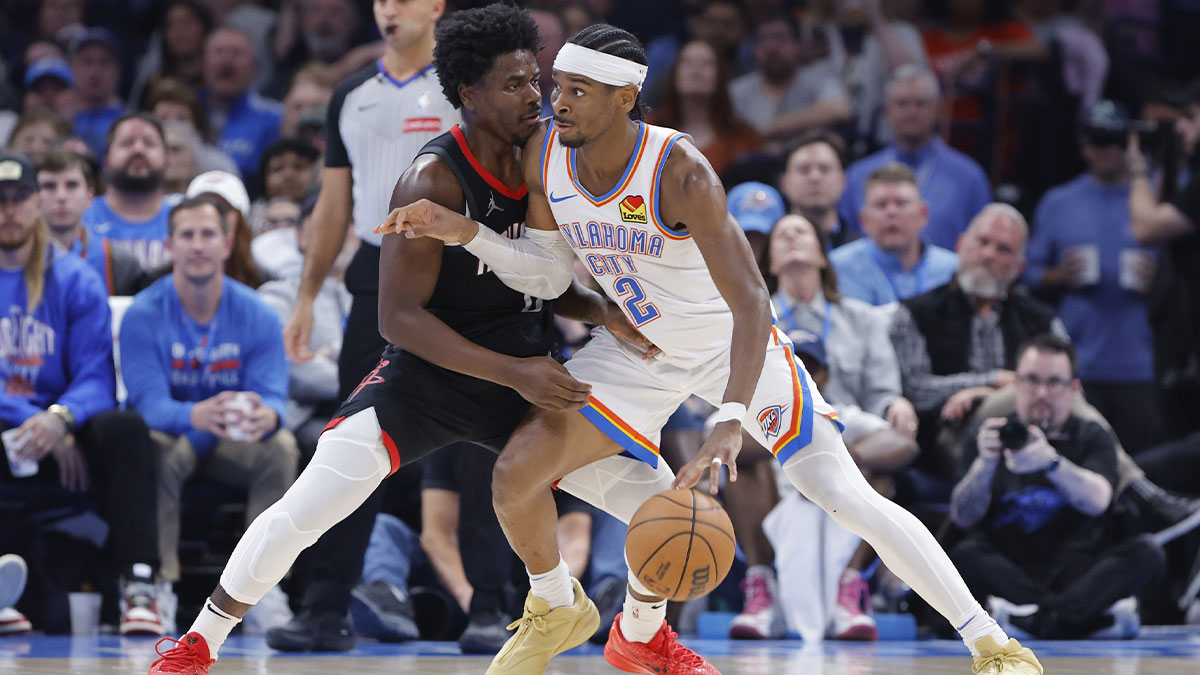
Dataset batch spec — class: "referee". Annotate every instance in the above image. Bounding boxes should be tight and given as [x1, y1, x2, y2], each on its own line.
[275, 0, 459, 651]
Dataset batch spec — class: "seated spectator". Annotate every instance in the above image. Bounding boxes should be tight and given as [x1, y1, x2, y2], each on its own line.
[950, 335, 1164, 639]
[726, 181, 785, 264]
[200, 28, 283, 179]
[922, 0, 1046, 86]
[726, 213, 919, 640]
[256, 201, 349, 457]
[23, 58, 78, 123]
[118, 197, 298, 590]
[648, 40, 760, 179]
[729, 12, 852, 149]
[279, 64, 337, 139]
[6, 107, 73, 158]
[838, 65, 991, 249]
[36, 150, 144, 296]
[0, 153, 160, 635]
[129, 0, 215, 103]
[778, 130, 860, 249]
[1023, 101, 1164, 453]
[252, 197, 306, 281]
[162, 121, 203, 195]
[68, 28, 125, 160]
[801, 0, 930, 151]
[186, 171, 267, 288]
[890, 203, 1061, 478]
[267, 0, 370, 99]
[81, 113, 178, 271]
[250, 138, 319, 231]
[145, 80, 240, 178]
[830, 162, 958, 305]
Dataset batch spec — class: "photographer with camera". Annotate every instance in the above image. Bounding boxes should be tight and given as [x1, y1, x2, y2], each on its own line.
[1128, 82, 1200, 438]
[1022, 100, 1165, 453]
[949, 335, 1164, 639]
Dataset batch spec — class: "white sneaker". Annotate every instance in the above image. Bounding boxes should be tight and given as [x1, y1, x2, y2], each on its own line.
[0, 606, 31, 635]
[157, 582, 178, 636]
[987, 595, 1037, 641]
[242, 585, 293, 636]
[0, 554, 27, 610]
[121, 579, 164, 636]
[729, 566, 785, 639]
[830, 570, 877, 641]
[1089, 597, 1140, 640]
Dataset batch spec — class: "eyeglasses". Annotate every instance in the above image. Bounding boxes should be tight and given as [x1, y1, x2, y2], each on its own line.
[264, 216, 299, 229]
[1016, 374, 1072, 392]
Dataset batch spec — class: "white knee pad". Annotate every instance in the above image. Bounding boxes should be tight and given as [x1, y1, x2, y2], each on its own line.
[557, 454, 676, 524]
[219, 408, 392, 605]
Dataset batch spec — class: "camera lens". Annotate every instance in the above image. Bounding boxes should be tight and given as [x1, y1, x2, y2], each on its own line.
[997, 419, 1029, 449]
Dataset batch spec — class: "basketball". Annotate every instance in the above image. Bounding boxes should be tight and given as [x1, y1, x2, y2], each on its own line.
[625, 488, 736, 602]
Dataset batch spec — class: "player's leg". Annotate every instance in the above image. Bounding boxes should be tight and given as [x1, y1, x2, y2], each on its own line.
[737, 338, 1042, 673]
[148, 408, 395, 673]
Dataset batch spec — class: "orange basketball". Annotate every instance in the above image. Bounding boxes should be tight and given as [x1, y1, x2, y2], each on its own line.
[625, 489, 736, 602]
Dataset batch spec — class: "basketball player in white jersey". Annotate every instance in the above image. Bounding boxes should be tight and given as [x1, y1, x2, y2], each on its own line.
[382, 24, 1043, 675]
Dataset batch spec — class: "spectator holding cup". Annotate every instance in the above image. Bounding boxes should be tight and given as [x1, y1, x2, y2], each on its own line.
[118, 196, 298, 586]
[1023, 100, 1165, 453]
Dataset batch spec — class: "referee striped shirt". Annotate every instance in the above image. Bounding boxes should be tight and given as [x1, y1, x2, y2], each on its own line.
[326, 60, 461, 246]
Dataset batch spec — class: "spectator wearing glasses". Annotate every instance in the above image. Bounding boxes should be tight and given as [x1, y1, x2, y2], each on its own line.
[950, 334, 1164, 640]
[1022, 101, 1164, 453]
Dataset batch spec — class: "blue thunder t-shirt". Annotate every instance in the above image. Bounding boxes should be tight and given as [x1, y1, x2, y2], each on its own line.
[119, 276, 289, 458]
[81, 195, 176, 271]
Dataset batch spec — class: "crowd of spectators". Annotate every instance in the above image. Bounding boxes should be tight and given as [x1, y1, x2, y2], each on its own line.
[1, 0, 1199, 649]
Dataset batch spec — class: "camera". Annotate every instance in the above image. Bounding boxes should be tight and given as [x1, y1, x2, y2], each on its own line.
[997, 419, 1030, 450]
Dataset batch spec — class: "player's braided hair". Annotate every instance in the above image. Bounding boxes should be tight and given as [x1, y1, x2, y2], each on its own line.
[433, 3, 541, 110]
[566, 24, 649, 121]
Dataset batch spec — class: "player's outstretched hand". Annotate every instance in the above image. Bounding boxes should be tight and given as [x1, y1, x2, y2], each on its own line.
[673, 421, 741, 495]
[374, 199, 478, 244]
[602, 303, 661, 360]
[507, 356, 592, 410]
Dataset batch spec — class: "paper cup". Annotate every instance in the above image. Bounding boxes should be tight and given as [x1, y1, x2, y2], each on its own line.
[3, 429, 37, 478]
[68, 591, 102, 636]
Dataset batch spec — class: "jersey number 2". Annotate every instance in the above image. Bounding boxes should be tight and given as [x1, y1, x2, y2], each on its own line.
[613, 276, 660, 327]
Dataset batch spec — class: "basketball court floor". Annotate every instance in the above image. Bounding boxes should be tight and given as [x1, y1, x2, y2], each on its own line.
[4, 631, 1200, 674]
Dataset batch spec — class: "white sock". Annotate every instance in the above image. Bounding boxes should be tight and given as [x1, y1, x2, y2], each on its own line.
[620, 573, 666, 643]
[528, 556, 574, 610]
[188, 599, 240, 659]
[955, 606, 1010, 656]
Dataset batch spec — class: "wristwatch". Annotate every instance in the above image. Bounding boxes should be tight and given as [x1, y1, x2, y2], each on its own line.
[47, 404, 76, 431]
[1044, 453, 1062, 475]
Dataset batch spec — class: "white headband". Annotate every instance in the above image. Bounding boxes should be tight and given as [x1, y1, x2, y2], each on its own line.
[553, 43, 647, 90]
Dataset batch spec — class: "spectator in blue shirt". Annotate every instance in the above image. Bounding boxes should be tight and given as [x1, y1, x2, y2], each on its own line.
[839, 65, 991, 250]
[0, 153, 162, 636]
[68, 28, 125, 160]
[779, 130, 860, 250]
[120, 197, 297, 584]
[830, 162, 958, 305]
[200, 28, 283, 179]
[81, 113, 178, 271]
[1023, 101, 1164, 452]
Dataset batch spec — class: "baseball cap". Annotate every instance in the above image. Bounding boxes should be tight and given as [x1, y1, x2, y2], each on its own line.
[727, 181, 785, 234]
[0, 154, 40, 194]
[787, 329, 827, 370]
[187, 171, 250, 220]
[1079, 100, 1132, 133]
[69, 27, 119, 57]
[24, 57, 75, 88]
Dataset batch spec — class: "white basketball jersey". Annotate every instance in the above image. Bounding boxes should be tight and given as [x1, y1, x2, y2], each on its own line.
[540, 121, 735, 368]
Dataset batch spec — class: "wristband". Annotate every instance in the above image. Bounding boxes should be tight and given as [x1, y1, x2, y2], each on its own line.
[1045, 453, 1062, 474]
[711, 402, 747, 424]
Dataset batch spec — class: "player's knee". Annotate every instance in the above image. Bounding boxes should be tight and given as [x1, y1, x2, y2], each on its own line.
[491, 453, 524, 510]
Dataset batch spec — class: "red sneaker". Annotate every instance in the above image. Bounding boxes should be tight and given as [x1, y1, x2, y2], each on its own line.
[148, 632, 214, 674]
[603, 612, 721, 674]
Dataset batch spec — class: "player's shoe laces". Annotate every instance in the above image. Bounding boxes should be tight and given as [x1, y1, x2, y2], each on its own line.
[148, 632, 214, 674]
[728, 569, 784, 639]
[604, 612, 721, 674]
[971, 636, 1043, 675]
[831, 570, 877, 641]
[485, 577, 598, 674]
